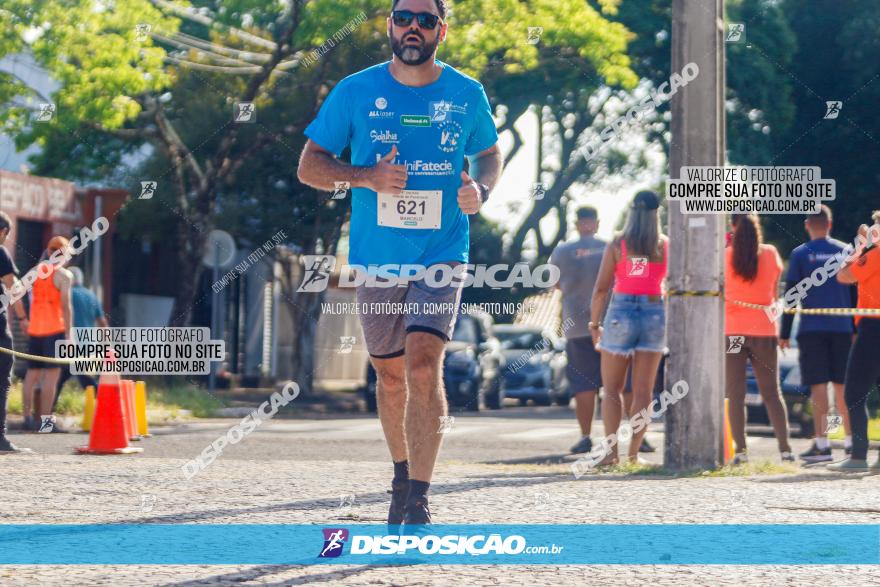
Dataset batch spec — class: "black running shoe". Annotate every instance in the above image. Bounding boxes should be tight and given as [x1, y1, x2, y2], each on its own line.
[403, 496, 432, 525]
[639, 438, 656, 453]
[387, 479, 408, 526]
[0, 436, 32, 454]
[570, 436, 592, 454]
[799, 442, 832, 463]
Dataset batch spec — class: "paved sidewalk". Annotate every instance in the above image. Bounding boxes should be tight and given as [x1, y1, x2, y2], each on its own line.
[1, 446, 879, 585]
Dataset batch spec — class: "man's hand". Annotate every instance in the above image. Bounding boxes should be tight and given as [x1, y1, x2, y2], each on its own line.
[458, 171, 482, 215]
[779, 338, 790, 349]
[365, 145, 407, 195]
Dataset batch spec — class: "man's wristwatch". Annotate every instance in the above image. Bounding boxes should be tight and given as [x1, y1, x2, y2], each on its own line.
[477, 182, 490, 203]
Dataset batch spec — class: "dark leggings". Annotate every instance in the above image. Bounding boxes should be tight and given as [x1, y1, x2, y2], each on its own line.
[844, 318, 880, 460]
[0, 333, 14, 436]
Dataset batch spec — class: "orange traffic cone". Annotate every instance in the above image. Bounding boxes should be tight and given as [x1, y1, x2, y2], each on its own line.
[77, 370, 143, 454]
[124, 380, 141, 441]
[81, 385, 96, 432]
[723, 398, 735, 464]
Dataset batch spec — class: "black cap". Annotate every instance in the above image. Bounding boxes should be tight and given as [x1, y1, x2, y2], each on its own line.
[632, 190, 660, 211]
[576, 206, 598, 220]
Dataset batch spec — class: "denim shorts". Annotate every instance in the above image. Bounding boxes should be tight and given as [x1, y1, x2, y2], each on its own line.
[598, 294, 667, 356]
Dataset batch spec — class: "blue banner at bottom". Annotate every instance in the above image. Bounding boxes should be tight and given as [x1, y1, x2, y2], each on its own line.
[0, 524, 878, 565]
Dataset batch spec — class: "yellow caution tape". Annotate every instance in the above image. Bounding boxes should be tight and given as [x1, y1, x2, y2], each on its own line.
[728, 299, 880, 316]
[0, 346, 73, 364]
[667, 289, 723, 297]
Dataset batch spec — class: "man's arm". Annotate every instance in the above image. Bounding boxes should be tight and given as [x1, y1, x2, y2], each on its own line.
[780, 249, 801, 343]
[467, 144, 502, 192]
[54, 269, 73, 338]
[297, 140, 407, 195]
[458, 144, 503, 215]
[0, 273, 28, 331]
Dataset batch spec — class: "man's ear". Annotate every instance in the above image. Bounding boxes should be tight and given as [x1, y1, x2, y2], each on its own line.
[439, 22, 447, 43]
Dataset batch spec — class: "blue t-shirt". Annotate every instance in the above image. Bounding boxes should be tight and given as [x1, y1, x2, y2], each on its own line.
[781, 237, 855, 337]
[72, 285, 104, 329]
[304, 60, 498, 267]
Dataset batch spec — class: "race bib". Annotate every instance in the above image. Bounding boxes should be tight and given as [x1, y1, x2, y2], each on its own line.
[377, 190, 442, 229]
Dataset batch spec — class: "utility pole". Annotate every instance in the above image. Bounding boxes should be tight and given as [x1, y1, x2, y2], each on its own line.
[664, 0, 726, 470]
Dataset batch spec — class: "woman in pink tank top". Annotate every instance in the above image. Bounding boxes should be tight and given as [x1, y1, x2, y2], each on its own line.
[589, 191, 668, 466]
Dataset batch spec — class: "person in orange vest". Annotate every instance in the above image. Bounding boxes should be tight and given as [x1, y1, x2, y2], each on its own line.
[22, 236, 73, 433]
[0, 212, 32, 453]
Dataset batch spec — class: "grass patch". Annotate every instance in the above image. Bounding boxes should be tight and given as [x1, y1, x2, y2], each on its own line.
[701, 461, 798, 477]
[829, 418, 880, 441]
[5, 378, 224, 418]
[146, 381, 225, 418]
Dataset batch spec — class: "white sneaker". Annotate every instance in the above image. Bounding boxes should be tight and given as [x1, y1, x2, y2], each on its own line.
[731, 451, 749, 465]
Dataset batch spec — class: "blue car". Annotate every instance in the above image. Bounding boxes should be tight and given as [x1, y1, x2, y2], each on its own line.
[495, 324, 569, 407]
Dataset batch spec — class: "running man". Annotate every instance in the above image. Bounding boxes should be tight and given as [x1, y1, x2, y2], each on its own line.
[0, 212, 31, 453]
[297, 0, 501, 524]
[22, 236, 73, 434]
[550, 207, 605, 454]
[780, 206, 855, 462]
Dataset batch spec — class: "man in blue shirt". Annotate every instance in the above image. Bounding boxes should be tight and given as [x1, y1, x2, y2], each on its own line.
[297, 0, 501, 526]
[52, 267, 107, 413]
[780, 205, 855, 462]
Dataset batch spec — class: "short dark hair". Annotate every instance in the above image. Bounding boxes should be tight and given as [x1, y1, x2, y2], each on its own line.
[576, 206, 598, 220]
[807, 204, 832, 226]
[391, 0, 448, 19]
[0, 211, 11, 232]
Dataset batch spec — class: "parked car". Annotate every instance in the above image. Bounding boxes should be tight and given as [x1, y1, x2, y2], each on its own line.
[744, 317, 812, 437]
[360, 310, 506, 412]
[495, 324, 569, 406]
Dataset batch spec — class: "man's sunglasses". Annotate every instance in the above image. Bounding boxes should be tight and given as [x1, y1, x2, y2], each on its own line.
[391, 10, 441, 30]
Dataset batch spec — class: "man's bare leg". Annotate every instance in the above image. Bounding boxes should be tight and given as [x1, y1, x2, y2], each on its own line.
[21, 370, 39, 428]
[810, 383, 829, 446]
[38, 368, 62, 418]
[372, 354, 409, 525]
[401, 331, 446, 523]
[574, 391, 597, 437]
[832, 383, 852, 451]
[373, 355, 408, 462]
[404, 331, 447, 482]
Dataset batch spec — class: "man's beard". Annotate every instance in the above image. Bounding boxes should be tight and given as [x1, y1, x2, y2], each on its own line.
[390, 32, 438, 66]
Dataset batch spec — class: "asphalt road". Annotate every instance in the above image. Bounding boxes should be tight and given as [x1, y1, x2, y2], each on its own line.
[10, 402, 819, 467]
